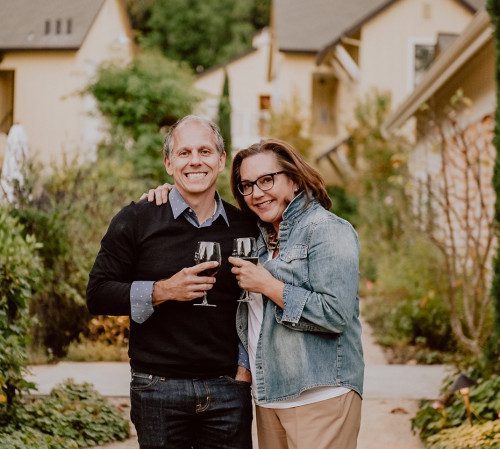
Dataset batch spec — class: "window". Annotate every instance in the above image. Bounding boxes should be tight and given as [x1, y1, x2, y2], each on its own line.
[67, 19, 72, 34]
[44, 20, 50, 35]
[414, 44, 435, 84]
[259, 95, 271, 111]
[408, 38, 436, 90]
[56, 19, 61, 34]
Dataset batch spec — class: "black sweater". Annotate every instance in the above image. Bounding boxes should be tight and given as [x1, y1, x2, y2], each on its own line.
[87, 199, 257, 378]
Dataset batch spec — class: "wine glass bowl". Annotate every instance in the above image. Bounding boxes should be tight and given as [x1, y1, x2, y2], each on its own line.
[194, 241, 221, 307]
[232, 237, 257, 302]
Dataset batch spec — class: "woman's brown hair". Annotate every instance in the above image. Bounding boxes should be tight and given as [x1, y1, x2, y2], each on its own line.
[231, 139, 332, 217]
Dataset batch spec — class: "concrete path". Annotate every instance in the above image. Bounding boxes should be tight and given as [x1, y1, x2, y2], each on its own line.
[27, 320, 450, 449]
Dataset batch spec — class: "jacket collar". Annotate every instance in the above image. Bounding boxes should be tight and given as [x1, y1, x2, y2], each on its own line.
[256, 191, 317, 245]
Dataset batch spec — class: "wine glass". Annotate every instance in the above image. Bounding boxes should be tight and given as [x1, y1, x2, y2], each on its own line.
[232, 237, 257, 302]
[194, 241, 221, 307]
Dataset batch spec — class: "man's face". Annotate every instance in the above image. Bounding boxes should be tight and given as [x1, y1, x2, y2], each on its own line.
[164, 121, 226, 201]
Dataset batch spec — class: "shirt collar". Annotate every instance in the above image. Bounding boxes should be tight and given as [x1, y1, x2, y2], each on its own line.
[169, 186, 229, 226]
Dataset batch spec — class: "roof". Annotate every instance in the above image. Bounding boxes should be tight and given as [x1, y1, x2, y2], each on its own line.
[275, 0, 482, 56]
[0, 0, 105, 51]
[384, 8, 492, 132]
[316, 0, 483, 62]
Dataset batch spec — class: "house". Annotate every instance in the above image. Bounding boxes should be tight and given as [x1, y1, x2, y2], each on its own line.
[384, 7, 495, 244]
[314, 0, 483, 182]
[0, 0, 134, 165]
[194, 30, 273, 150]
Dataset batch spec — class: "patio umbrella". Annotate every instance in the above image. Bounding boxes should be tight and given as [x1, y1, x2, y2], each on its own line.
[0, 124, 30, 203]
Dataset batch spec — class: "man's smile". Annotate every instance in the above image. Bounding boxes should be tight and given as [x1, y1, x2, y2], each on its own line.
[185, 172, 208, 179]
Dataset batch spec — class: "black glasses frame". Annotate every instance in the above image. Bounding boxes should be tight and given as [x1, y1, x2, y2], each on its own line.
[237, 171, 286, 196]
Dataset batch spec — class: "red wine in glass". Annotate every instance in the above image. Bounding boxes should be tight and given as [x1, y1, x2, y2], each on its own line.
[194, 241, 221, 307]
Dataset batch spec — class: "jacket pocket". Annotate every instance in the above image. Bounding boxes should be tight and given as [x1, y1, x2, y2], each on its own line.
[279, 244, 308, 286]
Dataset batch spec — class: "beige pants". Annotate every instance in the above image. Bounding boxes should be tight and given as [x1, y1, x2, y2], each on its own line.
[256, 390, 362, 449]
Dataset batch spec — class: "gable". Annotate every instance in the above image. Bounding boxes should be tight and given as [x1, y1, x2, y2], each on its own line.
[0, 0, 106, 50]
[275, 0, 482, 54]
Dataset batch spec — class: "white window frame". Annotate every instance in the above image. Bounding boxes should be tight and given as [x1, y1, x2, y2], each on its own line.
[407, 36, 436, 92]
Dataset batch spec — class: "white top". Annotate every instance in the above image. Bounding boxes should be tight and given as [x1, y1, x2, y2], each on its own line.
[247, 250, 350, 408]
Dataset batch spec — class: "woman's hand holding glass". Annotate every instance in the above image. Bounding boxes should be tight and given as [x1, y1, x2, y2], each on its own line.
[232, 238, 257, 302]
[228, 256, 285, 308]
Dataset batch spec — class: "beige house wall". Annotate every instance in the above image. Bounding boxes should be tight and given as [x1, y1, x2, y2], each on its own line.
[274, 52, 316, 121]
[0, 0, 133, 165]
[410, 39, 495, 181]
[360, 0, 474, 107]
[409, 38, 495, 266]
[195, 42, 272, 151]
[194, 41, 316, 152]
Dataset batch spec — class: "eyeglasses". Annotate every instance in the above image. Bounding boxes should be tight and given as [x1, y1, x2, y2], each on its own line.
[237, 171, 286, 196]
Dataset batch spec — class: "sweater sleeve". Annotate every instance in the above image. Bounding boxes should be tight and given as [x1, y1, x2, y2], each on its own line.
[86, 204, 138, 316]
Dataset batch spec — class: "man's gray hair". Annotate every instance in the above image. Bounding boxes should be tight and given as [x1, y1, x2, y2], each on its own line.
[163, 115, 225, 158]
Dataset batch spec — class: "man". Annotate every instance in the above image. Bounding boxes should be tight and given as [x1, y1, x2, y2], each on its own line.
[87, 116, 255, 449]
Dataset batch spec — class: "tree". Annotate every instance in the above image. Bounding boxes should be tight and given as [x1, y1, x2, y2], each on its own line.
[88, 51, 200, 182]
[218, 70, 232, 157]
[140, 0, 255, 71]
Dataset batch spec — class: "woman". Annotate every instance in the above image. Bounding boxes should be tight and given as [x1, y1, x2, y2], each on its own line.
[227, 139, 363, 449]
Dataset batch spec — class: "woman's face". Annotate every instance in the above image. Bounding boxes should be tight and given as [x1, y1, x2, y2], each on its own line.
[239, 152, 298, 231]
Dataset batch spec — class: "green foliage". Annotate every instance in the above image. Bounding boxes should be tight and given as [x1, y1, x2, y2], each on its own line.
[345, 92, 467, 362]
[0, 210, 41, 419]
[268, 95, 312, 157]
[251, 0, 271, 30]
[485, 0, 500, 377]
[13, 156, 145, 359]
[426, 421, 500, 449]
[89, 51, 199, 182]
[363, 235, 457, 362]
[218, 70, 232, 157]
[216, 168, 236, 205]
[0, 380, 129, 449]
[412, 375, 500, 443]
[90, 52, 199, 136]
[326, 185, 358, 226]
[140, 0, 256, 71]
[346, 92, 409, 256]
[125, 0, 155, 31]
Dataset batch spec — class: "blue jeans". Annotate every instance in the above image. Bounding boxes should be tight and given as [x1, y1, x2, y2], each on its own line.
[130, 371, 253, 449]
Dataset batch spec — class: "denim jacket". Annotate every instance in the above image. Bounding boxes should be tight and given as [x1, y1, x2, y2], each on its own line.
[236, 192, 364, 405]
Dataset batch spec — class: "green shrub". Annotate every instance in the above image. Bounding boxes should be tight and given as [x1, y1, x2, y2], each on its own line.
[426, 420, 500, 449]
[326, 185, 358, 226]
[89, 51, 201, 183]
[364, 234, 457, 360]
[0, 208, 41, 421]
[14, 156, 146, 359]
[412, 375, 500, 442]
[0, 380, 129, 449]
